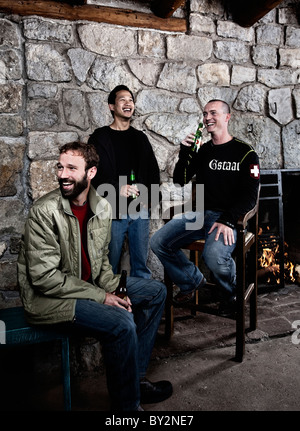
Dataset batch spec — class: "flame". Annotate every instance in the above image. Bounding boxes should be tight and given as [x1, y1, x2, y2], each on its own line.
[258, 228, 296, 284]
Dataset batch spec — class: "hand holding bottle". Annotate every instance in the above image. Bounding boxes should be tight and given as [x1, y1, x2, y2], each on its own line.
[120, 184, 140, 198]
[182, 122, 204, 152]
[104, 292, 132, 312]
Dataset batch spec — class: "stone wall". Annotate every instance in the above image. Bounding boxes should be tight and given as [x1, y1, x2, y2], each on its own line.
[1, 0, 300, 308]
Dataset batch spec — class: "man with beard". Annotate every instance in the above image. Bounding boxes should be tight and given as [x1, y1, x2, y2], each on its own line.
[17, 142, 172, 411]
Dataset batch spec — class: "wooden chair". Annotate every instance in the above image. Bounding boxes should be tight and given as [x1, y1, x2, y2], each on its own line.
[0, 306, 71, 410]
[163, 184, 260, 362]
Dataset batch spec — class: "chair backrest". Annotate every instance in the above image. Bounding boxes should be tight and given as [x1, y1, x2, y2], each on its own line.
[237, 183, 261, 230]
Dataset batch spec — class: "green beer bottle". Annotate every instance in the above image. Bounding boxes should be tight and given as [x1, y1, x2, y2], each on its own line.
[192, 122, 203, 153]
[130, 169, 137, 199]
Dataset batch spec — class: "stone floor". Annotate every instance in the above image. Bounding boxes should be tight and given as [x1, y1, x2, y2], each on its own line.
[1, 284, 300, 413]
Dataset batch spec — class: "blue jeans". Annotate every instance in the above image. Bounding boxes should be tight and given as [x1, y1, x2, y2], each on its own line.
[109, 208, 151, 279]
[150, 210, 237, 296]
[72, 277, 166, 411]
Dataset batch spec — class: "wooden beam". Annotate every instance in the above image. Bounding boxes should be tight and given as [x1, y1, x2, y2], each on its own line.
[231, 0, 285, 27]
[0, 0, 187, 32]
[151, 0, 186, 18]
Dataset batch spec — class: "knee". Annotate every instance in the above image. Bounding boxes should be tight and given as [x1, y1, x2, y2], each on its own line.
[203, 248, 232, 276]
[113, 310, 137, 340]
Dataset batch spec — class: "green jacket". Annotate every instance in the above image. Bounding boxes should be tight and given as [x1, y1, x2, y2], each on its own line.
[17, 186, 120, 325]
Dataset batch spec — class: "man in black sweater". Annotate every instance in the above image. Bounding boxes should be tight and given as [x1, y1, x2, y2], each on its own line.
[89, 85, 160, 278]
[151, 99, 260, 313]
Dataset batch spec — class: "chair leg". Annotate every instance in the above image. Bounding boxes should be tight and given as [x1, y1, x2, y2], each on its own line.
[235, 236, 246, 362]
[61, 337, 71, 411]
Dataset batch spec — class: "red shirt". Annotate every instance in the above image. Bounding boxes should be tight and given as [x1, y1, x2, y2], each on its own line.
[70, 202, 92, 282]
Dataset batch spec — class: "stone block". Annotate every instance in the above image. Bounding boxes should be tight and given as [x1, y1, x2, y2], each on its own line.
[252, 45, 277, 68]
[0, 49, 22, 80]
[145, 113, 198, 144]
[135, 89, 180, 115]
[23, 17, 74, 43]
[67, 48, 96, 84]
[231, 66, 256, 86]
[256, 24, 282, 46]
[157, 63, 197, 94]
[29, 160, 58, 201]
[0, 19, 21, 49]
[28, 131, 78, 160]
[268, 88, 293, 125]
[27, 83, 58, 99]
[78, 23, 136, 58]
[86, 92, 112, 129]
[0, 115, 23, 136]
[0, 83, 22, 113]
[197, 63, 230, 86]
[63, 89, 89, 130]
[167, 34, 213, 62]
[280, 48, 300, 68]
[197, 87, 238, 110]
[0, 138, 25, 196]
[217, 21, 254, 42]
[87, 58, 141, 93]
[228, 113, 281, 169]
[189, 14, 215, 34]
[0, 260, 18, 290]
[138, 30, 165, 58]
[258, 68, 300, 88]
[214, 40, 249, 64]
[234, 84, 267, 114]
[0, 199, 25, 236]
[25, 43, 72, 82]
[282, 120, 300, 168]
[27, 100, 60, 131]
[127, 59, 161, 86]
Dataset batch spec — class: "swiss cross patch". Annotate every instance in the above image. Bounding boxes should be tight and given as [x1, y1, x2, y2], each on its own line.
[250, 164, 260, 179]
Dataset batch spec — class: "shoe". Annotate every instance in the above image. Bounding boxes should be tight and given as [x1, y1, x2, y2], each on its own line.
[173, 276, 207, 304]
[140, 378, 173, 404]
[218, 295, 237, 317]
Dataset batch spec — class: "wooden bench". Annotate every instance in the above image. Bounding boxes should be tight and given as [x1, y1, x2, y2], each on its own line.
[0, 306, 71, 410]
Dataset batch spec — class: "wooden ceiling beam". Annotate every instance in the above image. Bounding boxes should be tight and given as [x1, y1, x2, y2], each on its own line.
[0, 0, 187, 32]
[151, 0, 186, 18]
[231, 0, 285, 27]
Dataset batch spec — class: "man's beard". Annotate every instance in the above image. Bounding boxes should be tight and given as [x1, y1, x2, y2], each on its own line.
[58, 173, 88, 200]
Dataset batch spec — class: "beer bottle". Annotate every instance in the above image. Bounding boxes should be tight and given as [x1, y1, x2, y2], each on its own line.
[130, 169, 137, 199]
[192, 122, 203, 153]
[115, 269, 128, 300]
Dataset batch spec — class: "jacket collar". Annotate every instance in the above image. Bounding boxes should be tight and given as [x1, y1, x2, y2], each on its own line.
[61, 186, 106, 217]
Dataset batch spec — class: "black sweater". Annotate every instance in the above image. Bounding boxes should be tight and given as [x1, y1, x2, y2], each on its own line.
[88, 126, 160, 214]
[173, 137, 260, 227]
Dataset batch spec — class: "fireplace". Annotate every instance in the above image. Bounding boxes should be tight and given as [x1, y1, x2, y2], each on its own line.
[258, 169, 300, 287]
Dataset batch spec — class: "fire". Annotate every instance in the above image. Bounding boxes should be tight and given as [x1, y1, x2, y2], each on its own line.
[258, 227, 296, 284]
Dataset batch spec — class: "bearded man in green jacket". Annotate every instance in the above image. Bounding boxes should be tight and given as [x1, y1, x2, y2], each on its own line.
[17, 141, 172, 411]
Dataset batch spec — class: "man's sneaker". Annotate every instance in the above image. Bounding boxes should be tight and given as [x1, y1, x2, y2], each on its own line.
[173, 276, 207, 304]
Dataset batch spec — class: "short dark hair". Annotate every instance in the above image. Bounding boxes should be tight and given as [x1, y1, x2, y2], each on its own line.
[59, 142, 99, 170]
[207, 99, 231, 114]
[108, 85, 134, 117]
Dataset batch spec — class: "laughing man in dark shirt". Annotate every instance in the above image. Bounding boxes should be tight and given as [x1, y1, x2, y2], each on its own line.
[89, 85, 160, 278]
[151, 99, 260, 312]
